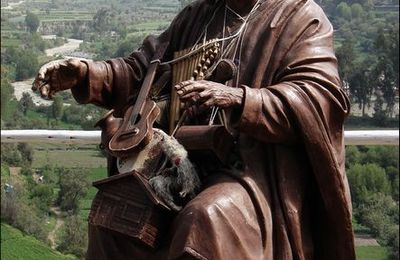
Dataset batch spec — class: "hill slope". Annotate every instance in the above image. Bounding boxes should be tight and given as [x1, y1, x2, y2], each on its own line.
[1, 223, 76, 260]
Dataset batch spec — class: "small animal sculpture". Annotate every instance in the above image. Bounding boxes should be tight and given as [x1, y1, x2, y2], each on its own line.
[149, 129, 201, 211]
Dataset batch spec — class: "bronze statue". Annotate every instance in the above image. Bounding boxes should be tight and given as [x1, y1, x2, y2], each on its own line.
[33, 0, 355, 259]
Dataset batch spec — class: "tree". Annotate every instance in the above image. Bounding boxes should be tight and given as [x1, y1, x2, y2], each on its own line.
[57, 168, 90, 213]
[348, 65, 373, 117]
[357, 193, 399, 257]
[18, 93, 34, 116]
[336, 2, 352, 20]
[17, 143, 34, 165]
[14, 49, 39, 80]
[31, 184, 54, 212]
[51, 95, 64, 122]
[80, 104, 106, 130]
[347, 163, 391, 204]
[114, 40, 137, 58]
[92, 8, 115, 33]
[371, 58, 397, 118]
[1, 67, 16, 121]
[1, 144, 23, 166]
[25, 11, 40, 33]
[350, 3, 364, 19]
[345, 146, 361, 168]
[336, 38, 356, 83]
[57, 215, 88, 258]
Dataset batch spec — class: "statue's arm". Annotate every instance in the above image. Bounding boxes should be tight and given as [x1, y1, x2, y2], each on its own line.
[33, 10, 186, 113]
[70, 34, 165, 112]
[232, 2, 350, 144]
[70, 7, 193, 113]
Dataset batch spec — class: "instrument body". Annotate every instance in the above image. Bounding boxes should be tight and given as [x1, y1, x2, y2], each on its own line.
[109, 101, 160, 157]
[109, 61, 160, 157]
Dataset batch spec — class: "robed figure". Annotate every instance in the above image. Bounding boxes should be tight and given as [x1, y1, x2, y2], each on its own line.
[33, 0, 355, 259]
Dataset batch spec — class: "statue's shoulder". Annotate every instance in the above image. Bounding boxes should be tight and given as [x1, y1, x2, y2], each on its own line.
[178, 0, 216, 14]
[266, 0, 330, 29]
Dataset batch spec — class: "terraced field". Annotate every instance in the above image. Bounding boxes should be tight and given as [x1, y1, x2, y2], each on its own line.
[33, 10, 94, 21]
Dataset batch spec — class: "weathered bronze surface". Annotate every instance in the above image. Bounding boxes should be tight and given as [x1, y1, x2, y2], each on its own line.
[33, 0, 356, 259]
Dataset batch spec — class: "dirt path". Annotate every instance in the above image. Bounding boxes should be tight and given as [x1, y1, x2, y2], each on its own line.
[354, 233, 380, 246]
[45, 38, 83, 57]
[48, 206, 64, 249]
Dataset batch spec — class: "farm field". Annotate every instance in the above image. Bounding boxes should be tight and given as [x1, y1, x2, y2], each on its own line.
[356, 246, 389, 260]
[79, 167, 107, 220]
[1, 223, 76, 260]
[32, 144, 106, 169]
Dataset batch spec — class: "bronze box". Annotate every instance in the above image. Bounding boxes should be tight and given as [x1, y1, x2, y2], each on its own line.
[89, 171, 172, 249]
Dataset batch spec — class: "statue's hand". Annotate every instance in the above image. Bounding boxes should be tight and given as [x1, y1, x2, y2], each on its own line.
[32, 58, 88, 99]
[175, 80, 243, 113]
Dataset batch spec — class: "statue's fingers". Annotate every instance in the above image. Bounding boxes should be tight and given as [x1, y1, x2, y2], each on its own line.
[198, 98, 215, 111]
[177, 82, 207, 96]
[32, 79, 44, 91]
[180, 91, 198, 101]
[174, 80, 194, 90]
[39, 84, 51, 99]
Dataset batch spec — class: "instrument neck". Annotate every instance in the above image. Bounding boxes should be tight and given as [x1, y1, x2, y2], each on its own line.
[130, 60, 160, 125]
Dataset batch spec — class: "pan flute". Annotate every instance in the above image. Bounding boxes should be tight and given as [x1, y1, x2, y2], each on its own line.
[169, 39, 220, 134]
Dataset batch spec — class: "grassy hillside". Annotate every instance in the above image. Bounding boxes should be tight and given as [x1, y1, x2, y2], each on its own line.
[1, 223, 76, 260]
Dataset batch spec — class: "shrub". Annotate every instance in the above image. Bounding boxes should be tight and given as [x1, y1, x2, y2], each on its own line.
[57, 215, 88, 258]
[347, 163, 391, 203]
[57, 168, 90, 214]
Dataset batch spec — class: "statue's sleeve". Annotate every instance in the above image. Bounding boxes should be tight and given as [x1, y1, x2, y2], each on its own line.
[233, 2, 350, 144]
[70, 14, 182, 113]
[70, 35, 161, 111]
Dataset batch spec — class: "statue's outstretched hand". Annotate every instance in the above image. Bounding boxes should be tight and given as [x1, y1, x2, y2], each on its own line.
[32, 58, 88, 99]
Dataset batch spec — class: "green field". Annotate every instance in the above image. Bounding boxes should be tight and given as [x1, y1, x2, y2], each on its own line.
[32, 144, 106, 169]
[356, 246, 389, 260]
[79, 167, 107, 220]
[1, 223, 76, 260]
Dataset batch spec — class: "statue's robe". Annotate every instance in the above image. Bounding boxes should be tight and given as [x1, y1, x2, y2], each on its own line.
[73, 0, 355, 259]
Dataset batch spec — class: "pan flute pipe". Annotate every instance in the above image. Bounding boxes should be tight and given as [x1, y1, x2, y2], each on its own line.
[169, 40, 220, 134]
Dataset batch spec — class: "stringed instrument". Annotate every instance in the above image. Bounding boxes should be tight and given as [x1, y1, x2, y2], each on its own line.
[108, 60, 161, 157]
